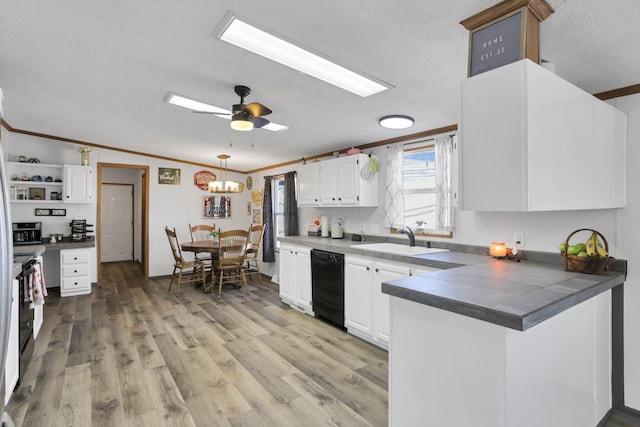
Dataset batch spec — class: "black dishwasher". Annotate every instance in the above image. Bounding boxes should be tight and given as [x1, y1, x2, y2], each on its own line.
[311, 249, 345, 329]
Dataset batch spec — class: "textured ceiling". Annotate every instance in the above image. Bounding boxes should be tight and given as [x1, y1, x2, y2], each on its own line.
[0, 0, 638, 171]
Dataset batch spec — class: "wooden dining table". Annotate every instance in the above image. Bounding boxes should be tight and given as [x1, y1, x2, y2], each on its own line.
[181, 240, 220, 292]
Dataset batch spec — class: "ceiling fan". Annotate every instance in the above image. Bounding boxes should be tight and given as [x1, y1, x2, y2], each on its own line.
[225, 85, 272, 131]
[165, 85, 285, 132]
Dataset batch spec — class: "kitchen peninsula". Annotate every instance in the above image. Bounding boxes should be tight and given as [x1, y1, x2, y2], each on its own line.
[278, 235, 627, 427]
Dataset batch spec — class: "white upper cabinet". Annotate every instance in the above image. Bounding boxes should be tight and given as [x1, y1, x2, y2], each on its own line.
[460, 59, 627, 211]
[64, 165, 93, 203]
[297, 162, 321, 206]
[298, 154, 378, 207]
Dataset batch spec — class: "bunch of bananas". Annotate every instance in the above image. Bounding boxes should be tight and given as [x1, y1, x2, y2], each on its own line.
[585, 232, 608, 258]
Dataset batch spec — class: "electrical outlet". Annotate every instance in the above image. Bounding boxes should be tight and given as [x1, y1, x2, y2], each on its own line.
[514, 232, 525, 247]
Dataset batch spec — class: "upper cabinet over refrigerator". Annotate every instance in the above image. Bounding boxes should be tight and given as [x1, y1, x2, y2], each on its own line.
[460, 59, 627, 212]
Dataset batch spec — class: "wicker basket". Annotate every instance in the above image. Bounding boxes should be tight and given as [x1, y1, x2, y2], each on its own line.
[562, 228, 613, 274]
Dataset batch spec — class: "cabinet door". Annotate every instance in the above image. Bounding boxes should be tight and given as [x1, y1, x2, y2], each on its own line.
[319, 161, 338, 205]
[295, 247, 312, 310]
[279, 244, 296, 302]
[297, 163, 321, 206]
[336, 157, 359, 205]
[344, 256, 374, 338]
[373, 261, 410, 347]
[64, 165, 93, 203]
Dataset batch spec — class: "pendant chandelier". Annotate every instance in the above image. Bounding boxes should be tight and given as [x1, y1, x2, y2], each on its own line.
[208, 154, 244, 193]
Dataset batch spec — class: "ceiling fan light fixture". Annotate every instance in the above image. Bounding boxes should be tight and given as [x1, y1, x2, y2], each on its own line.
[230, 112, 254, 131]
[209, 154, 244, 193]
[214, 12, 391, 97]
[379, 115, 414, 129]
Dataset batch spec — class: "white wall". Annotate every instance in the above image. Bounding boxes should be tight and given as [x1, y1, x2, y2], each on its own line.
[613, 93, 640, 409]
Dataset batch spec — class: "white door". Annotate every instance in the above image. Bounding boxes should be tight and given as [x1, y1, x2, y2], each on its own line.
[101, 184, 133, 262]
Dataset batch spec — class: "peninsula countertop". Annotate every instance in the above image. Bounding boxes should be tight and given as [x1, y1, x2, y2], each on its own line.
[278, 235, 627, 331]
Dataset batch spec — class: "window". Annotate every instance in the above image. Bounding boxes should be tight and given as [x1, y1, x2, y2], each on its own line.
[403, 145, 436, 231]
[273, 176, 285, 249]
[385, 134, 455, 236]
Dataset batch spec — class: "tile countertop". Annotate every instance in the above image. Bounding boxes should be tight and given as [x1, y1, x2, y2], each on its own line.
[278, 235, 627, 331]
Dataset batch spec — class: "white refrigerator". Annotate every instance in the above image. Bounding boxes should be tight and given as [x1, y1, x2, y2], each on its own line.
[0, 88, 16, 426]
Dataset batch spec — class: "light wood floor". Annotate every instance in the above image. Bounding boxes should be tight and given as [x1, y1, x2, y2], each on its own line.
[6, 261, 388, 427]
[8, 261, 639, 427]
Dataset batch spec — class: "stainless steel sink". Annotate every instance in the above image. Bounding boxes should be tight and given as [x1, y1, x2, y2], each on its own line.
[350, 242, 449, 256]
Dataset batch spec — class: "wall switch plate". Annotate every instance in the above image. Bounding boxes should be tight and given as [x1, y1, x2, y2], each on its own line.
[514, 232, 525, 247]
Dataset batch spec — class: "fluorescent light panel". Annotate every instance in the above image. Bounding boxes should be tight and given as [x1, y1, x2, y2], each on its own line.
[164, 92, 289, 132]
[215, 13, 390, 97]
[164, 92, 228, 114]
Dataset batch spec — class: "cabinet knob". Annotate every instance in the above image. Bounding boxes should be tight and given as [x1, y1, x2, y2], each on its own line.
[338, 198, 342, 201]
[375, 268, 379, 272]
[74, 270, 78, 273]
[73, 257, 78, 260]
[366, 266, 370, 271]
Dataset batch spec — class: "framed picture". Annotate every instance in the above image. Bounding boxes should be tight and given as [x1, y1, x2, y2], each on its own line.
[35, 208, 51, 216]
[247, 201, 252, 216]
[158, 167, 181, 185]
[51, 208, 67, 216]
[202, 195, 231, 219]
[28, 187, 46, 200]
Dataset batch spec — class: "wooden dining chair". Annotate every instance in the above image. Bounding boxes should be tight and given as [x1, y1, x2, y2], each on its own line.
[189, 223, 216, 271]
[165, 226, 206, 296]
[213, 229, 249, 299]
[244, 224, 265, 284]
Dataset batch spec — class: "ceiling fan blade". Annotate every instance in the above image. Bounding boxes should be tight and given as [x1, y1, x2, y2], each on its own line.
[244, 102, 272, 117]
[253, 117, 271, 128]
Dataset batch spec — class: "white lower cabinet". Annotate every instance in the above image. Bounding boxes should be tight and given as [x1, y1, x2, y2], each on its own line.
[60, 248, 92, 297]
[279, 243, 313, 315]
[345, 255, 438, 349]
[5, 277, 19, 404]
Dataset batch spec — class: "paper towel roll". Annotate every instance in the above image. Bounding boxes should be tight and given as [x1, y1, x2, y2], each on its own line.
[321, 215, 330, 237]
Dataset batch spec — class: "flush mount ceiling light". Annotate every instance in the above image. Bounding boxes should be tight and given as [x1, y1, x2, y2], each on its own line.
[209, 154, 244, 193]
[379, 115, 415, 129]
[213, 12, 391, 97]
[163, 92, 289, 132]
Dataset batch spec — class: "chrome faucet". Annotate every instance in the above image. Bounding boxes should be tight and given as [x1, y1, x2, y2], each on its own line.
[400, 226, 416, 247]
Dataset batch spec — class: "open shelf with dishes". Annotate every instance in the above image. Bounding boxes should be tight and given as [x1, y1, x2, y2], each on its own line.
[8, 162, 64, 203]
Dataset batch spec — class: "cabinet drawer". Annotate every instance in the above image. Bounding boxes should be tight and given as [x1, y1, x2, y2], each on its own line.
[62, 263, 89, 277]
[62, 276, 90, 291]
[62, 250, 90, 264]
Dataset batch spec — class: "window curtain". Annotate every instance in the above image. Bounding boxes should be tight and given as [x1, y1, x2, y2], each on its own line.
[434, 135, 454, 231]
[283, 171, 299, 236]
[262, 176, 275, 262]
[384, 144, 404, 227]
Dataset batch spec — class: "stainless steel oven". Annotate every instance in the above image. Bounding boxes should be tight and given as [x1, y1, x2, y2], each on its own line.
[12, 222, 42, 245]
[14, 255, 35, 386]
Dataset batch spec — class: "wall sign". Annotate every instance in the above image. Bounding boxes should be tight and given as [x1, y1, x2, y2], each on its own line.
[202, 195, 231, 219]
[158, 167, 181, 185]
[194, 170, 216, 191]
[468, 10, 524, 77]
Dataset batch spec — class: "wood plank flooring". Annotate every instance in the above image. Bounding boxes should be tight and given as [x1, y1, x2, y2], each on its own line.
[6, 261, 388, 427]
[7, 261, 640, 426]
